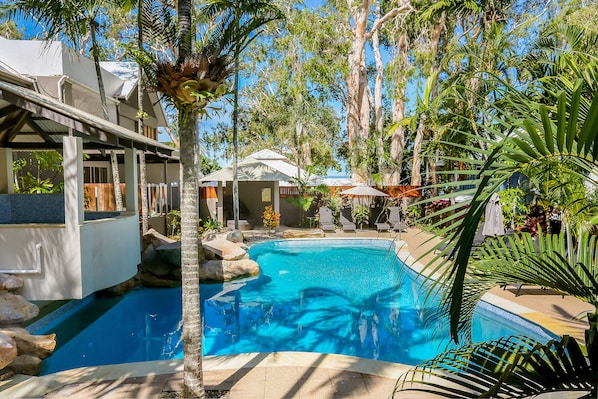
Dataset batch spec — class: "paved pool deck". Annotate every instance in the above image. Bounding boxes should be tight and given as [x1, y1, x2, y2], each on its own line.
[0, 227, 592, 398]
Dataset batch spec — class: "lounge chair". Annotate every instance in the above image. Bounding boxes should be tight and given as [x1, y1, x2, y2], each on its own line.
[339, 209, 357, 232]
[388, 207, 407, 232]
[318, 206, 336, 232]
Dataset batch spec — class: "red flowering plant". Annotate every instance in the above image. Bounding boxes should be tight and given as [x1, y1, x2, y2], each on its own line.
[262, 205, 280, 231]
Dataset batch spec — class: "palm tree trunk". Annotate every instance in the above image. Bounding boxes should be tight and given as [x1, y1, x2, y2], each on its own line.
[232, 52, 240, 230]
[138, 0, 148, 234]
[90, 20, 124, 211]
[411, 113, 426, 187]
[180, 108, 204, 399]
[178, 0, 204, 397]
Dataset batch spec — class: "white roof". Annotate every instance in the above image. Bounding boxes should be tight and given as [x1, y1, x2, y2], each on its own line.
[200, 150, 318, 185]
[100, 62, 138, 100]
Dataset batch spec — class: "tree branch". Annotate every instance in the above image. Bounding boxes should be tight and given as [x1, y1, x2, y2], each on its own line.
[366, 2, 414, 40]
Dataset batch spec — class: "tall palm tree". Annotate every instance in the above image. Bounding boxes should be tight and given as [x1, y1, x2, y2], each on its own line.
[394, 56, 598, 397]
[134, 1, 282, 396]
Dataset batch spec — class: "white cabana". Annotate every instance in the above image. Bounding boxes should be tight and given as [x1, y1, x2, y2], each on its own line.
[199, 150, 319, 227]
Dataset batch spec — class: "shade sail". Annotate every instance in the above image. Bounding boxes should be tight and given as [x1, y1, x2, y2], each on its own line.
[340, 186, 389, 197]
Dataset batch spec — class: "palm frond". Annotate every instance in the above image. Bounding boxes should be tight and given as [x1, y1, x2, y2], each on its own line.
[395, 335, 593, 398]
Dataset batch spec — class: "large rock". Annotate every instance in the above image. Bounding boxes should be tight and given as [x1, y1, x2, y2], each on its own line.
[0, 332, 17, 370]
[141, 244, 176, 277]
[7, 354, 42, 375]
[139, 272, 181, 289]
[0, 293, 39, 325]
[200, 259, 260, 281]
[155, 240, 205, 267]
[0, 327, 56, 359]
[0, 274, 23, 292]
[282, 229, 326, 239]
[142, 228, 175, 249]
[203, 240, 247, 261]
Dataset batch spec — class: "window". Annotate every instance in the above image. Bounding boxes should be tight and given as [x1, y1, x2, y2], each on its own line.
[84, 166, 108, 183]
[261, 188, 271, 202]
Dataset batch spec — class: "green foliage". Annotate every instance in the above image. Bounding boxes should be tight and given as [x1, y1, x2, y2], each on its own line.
[352, 205, 369, 228]
[198, 216, 221, 234]
[498, 188, 529, 229]
[167, 209, 181, 238]
[13, 151, 64, 194]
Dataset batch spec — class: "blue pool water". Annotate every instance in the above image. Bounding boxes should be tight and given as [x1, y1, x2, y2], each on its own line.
[38, 239, 555, 375]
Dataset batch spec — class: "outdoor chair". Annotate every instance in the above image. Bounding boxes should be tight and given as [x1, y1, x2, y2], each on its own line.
[388, 206, 407, 233]
[318, 206, 336, 232]
[339, 213, 357, 232]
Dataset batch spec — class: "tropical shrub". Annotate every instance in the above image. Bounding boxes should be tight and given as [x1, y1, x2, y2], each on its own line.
[262, 205, 280, 230]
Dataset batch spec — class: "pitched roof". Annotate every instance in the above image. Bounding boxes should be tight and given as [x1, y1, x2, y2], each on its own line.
[200, 150, 318, 185]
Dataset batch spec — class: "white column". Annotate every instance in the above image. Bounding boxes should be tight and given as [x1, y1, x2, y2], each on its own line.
[124, 147, 138, 213]
[273, 181, 280, 214]
[63, 136, 84, 226]
[0, 148, 14, 194]
[217, 181, 224, 225]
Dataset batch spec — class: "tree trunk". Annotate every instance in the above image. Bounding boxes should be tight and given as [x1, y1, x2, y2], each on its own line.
[346, 1, 369, 184]
[91, 21, 124, 212]
[411, 113, 426, 187]
[372, 4, 385, 182]
[139, 151, 148, 233]
[111, 151, 123, 211]
[388, 31, 410, 186]
[138, 0, 148, 234]
[178, 0, 204, 397]
[180, 108, 204, 399]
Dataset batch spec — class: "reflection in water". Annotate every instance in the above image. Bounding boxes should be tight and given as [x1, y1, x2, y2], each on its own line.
[40, 239, 556, 375]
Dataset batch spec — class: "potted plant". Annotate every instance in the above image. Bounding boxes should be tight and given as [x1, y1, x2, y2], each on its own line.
[262, 205, 280, 233]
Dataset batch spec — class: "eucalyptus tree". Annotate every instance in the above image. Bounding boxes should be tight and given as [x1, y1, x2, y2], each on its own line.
[337, 0, 413, 183]
[133, 1, 282, 396]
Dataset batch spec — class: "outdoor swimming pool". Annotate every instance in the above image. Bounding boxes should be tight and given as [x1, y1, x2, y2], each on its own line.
[36, 239, 555, 375]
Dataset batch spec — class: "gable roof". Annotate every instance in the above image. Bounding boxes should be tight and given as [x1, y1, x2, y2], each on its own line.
[200, 150, 317, 185]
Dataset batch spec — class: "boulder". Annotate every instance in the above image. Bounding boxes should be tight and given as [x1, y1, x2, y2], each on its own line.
[0, 293, 39, 325]
[282, 229, 326, 239]
[142, 228, 175, 250]
[0, 327, 56, 359]
[0, 274, 23, 292]
[200, 259, 260, 281]
[139, 272, 181, 289]
[0, 332, 17, 370]
[141, 244, 176, 277]
[7, 354, 42, 376]
[203, 240, 247, 261]
[226, 229, 244, 243]
[155, 240, 206, 267]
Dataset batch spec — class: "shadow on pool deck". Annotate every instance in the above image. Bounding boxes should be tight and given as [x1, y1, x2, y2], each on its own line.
[0, 227, 592, 399]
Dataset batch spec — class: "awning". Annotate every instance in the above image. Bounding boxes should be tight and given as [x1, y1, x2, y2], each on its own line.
[0, 79, 173, 156]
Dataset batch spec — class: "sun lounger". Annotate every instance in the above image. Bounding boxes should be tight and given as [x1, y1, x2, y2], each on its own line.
[318, 206, 336, 231]
[339, 214, 356, 232]
[388, 207, 407, 232]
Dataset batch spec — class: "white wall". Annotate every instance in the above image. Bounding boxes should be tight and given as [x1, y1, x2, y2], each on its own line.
[0, 225, 84, 300]
[0, 214, 140, 301]
[80, 215, 140, 297]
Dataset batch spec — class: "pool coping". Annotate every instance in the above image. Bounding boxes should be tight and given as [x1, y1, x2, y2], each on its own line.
[1, 236, 577, 397]
[0, 352, 410, 398]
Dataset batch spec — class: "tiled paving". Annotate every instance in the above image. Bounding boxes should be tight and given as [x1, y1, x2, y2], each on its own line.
[0, 227, 592, 398]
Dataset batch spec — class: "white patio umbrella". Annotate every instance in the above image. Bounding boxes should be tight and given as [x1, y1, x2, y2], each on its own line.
[482, 192, 505, 237]
[339, 186, 389, 207]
